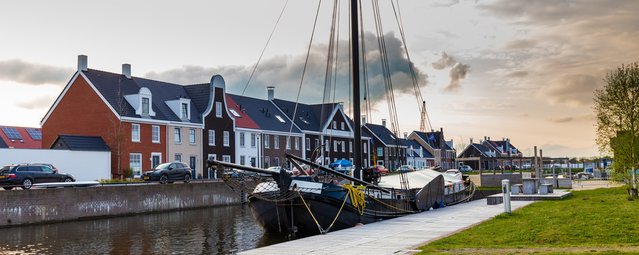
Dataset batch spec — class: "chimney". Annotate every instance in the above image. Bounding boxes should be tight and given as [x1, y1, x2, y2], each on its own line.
[470, 137, 473, 144]
[267, 86, 275, 101]
[381, 119, 387, 127]
[403, 132, 408, 139]
[77, 55, 88, 72]
[122, 64, 131, 79]
[361, 115, 367, 124]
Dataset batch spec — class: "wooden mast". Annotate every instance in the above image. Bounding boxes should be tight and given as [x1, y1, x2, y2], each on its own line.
[351, 0, 363, 179]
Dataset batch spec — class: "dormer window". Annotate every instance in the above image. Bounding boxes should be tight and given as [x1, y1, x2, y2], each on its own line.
[165, 98, 191, 122]
[142, 97, 150, 115]
[124, 87, 156, 117]
[181, 103, 189, 120]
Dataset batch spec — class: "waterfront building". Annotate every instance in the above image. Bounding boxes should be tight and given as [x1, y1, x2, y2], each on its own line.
[408, 129, 457, 169]
[364, 121, 407, 171]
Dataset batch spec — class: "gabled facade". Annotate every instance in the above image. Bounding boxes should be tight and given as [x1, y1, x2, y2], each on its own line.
[364, 121, 406, 171]
[408, 128, 456, 169]
[482, 137, 522, 157]
[401, 138, 435, 169]
[272, 89, 371, 168]
[42, 55, 205, 178]
[0, 126, 42, 149]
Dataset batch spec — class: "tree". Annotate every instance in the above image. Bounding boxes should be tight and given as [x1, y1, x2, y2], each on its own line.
[594, 62, 639, 196]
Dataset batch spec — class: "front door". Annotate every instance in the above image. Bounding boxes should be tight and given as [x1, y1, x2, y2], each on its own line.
[189, 156, 197, 179]
[151, 153, 161, 169]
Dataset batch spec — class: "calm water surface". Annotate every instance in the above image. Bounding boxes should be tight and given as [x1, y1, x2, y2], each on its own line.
[0, 205, 292, 254]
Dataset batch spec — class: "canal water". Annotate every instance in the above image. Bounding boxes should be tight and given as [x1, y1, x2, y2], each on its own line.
[0, 205, 292, 254]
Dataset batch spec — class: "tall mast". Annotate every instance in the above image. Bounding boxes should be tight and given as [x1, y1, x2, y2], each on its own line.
[351, 0, 362, 179]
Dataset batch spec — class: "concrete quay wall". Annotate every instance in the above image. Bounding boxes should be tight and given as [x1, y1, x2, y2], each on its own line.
[0, 181, 241, 227]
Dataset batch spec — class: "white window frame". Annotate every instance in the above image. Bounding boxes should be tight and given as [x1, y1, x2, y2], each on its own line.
[341, 142, 345, 152]
[208, 130, 215, 146]
[208, 154, 217, 161]
[222, 155, 231, 163]
[274, 135, 279, 149]
[215, 102, 222, 118]
[264, 134, 270, 149]
[129, 153, 142, 178]
[175, 153, 182, 162]
[240, 155, 245, 165]
[295, 137, 299, 150]
[364, 142, 368, 153]
[349, 141, 353, 153]
[251, 133, 256, 148]
[131, 124, 141, 142]
[152, 125, 160, 143]
[306, 138, 310, 151]
[151, 152, 162, 169]
[223, 131, 230, 147]
[189, 128, 196, 144]
[286, 137, 291, 150]
[239, 132, 245, 147]
[181, 102, 189, 120]
[325, 139, 329, 152]
[174, 127, 182, 144]
[142, 97, 150, 115]
[333, 121, 337, 129]
[334, 140, 337, 152]
[341, 122, 345, 130]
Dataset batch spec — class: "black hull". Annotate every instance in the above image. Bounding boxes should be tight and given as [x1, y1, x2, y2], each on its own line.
[249, 192, 414, 235]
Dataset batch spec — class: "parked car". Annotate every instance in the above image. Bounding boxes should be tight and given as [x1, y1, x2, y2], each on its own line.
[372, 165, 389, 176]
[0, 163, 75, 190]
[458, 165, 472, 172]
[142, 162, 192, 184]
[574, 172, 594, 180]
[398, 165, 415, 172]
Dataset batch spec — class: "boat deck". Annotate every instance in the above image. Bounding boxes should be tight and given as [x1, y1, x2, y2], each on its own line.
[240, 199, 534, 255]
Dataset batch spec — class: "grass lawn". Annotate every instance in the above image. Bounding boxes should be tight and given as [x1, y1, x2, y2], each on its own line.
[419, 187, 639, 254]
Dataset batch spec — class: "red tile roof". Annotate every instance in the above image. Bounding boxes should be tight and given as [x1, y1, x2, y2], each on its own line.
[225, 95, 260, 129]
[0, 125, 42, 149]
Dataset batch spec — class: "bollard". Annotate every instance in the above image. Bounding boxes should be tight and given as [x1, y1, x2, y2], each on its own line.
[502, 179, 511, 214]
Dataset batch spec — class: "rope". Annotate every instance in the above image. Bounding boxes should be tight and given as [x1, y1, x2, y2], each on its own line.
[342, 184, 366, 215]
[241, 0, 289, 96]
[296, 189, 349, 234]
[365, 193, 417, 213]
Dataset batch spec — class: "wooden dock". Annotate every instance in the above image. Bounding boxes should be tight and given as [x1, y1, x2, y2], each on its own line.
[240, 199, 534, 255]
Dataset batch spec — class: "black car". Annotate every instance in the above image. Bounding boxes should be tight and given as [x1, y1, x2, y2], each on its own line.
[142, 162, 192, 184]
[0, 163, 76, 190]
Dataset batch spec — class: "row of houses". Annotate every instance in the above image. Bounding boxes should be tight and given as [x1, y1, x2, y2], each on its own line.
[35, 55, 459, 179]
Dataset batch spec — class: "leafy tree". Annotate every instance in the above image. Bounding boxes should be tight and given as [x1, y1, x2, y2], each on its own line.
[594, 62, 639, 196]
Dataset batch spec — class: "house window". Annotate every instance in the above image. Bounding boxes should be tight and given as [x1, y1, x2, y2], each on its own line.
[189, 128, 196, 144]
[295, 137, 299, 150]
[131, 124, 140, 142]
[315, 139, 319, 150]
[152, 125, 160, 143]
[306, 138, 310, 151]
[251, 133, 256, 148]
[274, 157, 280, 167]
[174, 128, 182, 144]
[341, 122, 345, 130]
[364, 142, 368, 153]
[325, 158, 330, 165]
[215, 102, 222, 118]
[239, 132, 245, 147]
[264, 156, 270, 168]
[364, 159, 368, 167]
[222, 155, 231, 163]
[325, 140, 329, 152]
[223, 131, 230, 147]
[334, 140, 337, 152]
[181, 103, 189, 120]
[264, 134, 270, 148]
[333, 121, 337, 129]
[377, 147, 383, 156]
[189, 156, 196, 173]
[250, 157, 256, 167]
[175, 154, 182, 162]
[208, 130, 215, 146]
[240, 156, 245, 166]
[129, 153, 142, 177]
[274, 135, 279, 149]
[208, 154, 216, 161]
[286, 137, 291, 149]
[349, 141, 353, 153]
[142, 97, 150, 115]
[341, 142, 345, 152]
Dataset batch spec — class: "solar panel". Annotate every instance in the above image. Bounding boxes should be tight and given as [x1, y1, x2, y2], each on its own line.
[2, 127, 22, 140]
[26, 128, 42, 140]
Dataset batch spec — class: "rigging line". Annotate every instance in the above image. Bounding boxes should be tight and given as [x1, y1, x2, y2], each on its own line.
[391, 0, 433, 131]
[241, 0, 290, 96]
[287, 0, 324, 153]
[359, 0, 372, 124]
[320, 0, 340, 156]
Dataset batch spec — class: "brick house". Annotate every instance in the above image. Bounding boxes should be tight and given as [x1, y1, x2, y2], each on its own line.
[0, 126, 42, 149]
[42, 55, 205, 178]
[364, 120, 407, 171]
[408, 128, 456, 170]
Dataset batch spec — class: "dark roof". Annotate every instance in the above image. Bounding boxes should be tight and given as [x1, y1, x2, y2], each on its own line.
[52, 135, 110, 151]
[272, 99, 338, 132]
[413, 130, 446, 149]
[490, 140, 521, 154]
[365, 123, 400, 146]
[470, 143, 491, 157]
[230, 95, 301, 133]
[401, 138, 433, 158]
[82, 69, 202, 124]
[184, 83, 210, 114]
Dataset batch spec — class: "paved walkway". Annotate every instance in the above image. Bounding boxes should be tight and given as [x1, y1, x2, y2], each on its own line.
[240, 199, 534, 255]
[571, 180, 622, 190]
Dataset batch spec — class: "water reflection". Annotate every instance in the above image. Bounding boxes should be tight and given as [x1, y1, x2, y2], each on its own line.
[0, 205, 290, 254]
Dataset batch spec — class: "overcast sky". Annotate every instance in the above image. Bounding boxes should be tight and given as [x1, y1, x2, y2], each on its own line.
[2, 0, 638, 157]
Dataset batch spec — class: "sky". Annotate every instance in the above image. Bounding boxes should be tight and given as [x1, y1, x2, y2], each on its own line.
[1, 0, 638, 158]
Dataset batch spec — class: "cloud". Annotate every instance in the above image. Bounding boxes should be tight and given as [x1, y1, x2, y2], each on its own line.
[0, 59, 72, 86]
[548, 117, 574, 123]
[506, 70, 528, 78]
[146, 32, 428, 107]
[504, 39, 536, 50]
[431, 52, 470, 91]
[539, 74, 601, 107]
[431, 0, 460, 8]
[16, 96, 55, 109]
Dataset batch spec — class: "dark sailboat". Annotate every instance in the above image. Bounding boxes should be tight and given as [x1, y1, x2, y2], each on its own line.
[208, 0, 475, 235]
